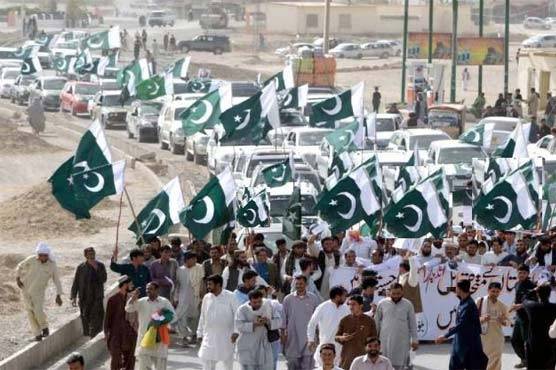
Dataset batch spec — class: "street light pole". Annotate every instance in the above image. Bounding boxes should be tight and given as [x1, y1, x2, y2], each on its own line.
[478, 0, 484, 94]
[323, 0, 331, 53]
[401, 0, 409, 103]
[428, 0, 433, 64]
[504, 0, 510, 95]
[450, 0, 458, 103]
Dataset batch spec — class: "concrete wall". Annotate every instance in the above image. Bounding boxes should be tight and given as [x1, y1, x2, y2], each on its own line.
[517, 50, 556, 109]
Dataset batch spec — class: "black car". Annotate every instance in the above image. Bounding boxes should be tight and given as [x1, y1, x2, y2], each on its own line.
[178, 35, 231, 54]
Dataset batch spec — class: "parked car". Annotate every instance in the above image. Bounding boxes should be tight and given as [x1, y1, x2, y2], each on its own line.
[28, 76, 67, 111]
[528, 134, 555, 158]
[313, 37, 341, 49]
[521, 34, 556, 48]
[274, 43, 314, 57]
[0, 67, 20, 98]
[10, 74, 35, 105]
[158, 95, 203, 154]
[178, 35, 231, 54]
[376, 40, 402, 56]
[328, 43, 363, 59]
[90, 90, 128, 129]
[360, 42, 395, 59]
[127, 100, 163, 142]
[60, 81, 100, 116]
[523, 17, 551, 30]
[147, 10, 175, 27]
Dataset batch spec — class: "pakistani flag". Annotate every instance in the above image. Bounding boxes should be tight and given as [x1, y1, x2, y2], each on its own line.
[53, 55, 73, 73]
[49, 157, 92, 219]
[396, 166, 422, 192]
[81, 26, 121, 50]
[185, 79, 215, 93]
[21, 57, 42, 75]
[263, 65, 294, 91]
[36, 33, 53, 47]
[74, 48, 93, 74]
[135, 73, 173, 100]
[283, 185, 302, 240]
[384, 169, 449, 238]
[129, 177, 185, 243]
[459, 122, 495, 148]
[310, 82, 364, 127]
[181, 83, 232, 136]
[493, 122, 529, 158]
[281, 84, 308, 109]
[72, 160, 125, 207]
[166, 56, 190, 79]
[474, 163, 537, 230]
[14, 44, 38, 59]
[180, 168, 237, 240]
[406, 145, 421, 166]
[325, 119, 365, 153]
[262, 154, 295, 187]
[328, 150, 353, 180]
[97, 51, 119, 76]
[118, 59, 150, 96]
[316, 165, 381, 233]
[237, 190, 270, 228]
[219, 82, 279, 141]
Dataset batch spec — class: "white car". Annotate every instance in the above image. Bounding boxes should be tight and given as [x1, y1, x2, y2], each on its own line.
[521, 34, 556, 48]
[474, 116, 523, 152]
[233, 149, 303, 189]
[0, 67, 20, 98]
[523, 17, 551, 30]
[376, 40, 402, 56]
[528, 134, 555, 158]
[387, 128, 451, 158]
[0, 47, 19, 65]
[186, 129, 212, 164]
[266, 109, 307, 146]
[274, 43, 314, 57]
[250, 162, 321, 192]
[369, 113, 403, 149]
[360, 42, 395, 59]
[158, 95, 203, 154]
[283, 127, 334, 169]
[329, 43, 363, 59]
[90, 90, 128, 129]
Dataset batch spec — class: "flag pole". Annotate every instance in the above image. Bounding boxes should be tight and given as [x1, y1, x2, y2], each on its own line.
[114, 191, 124, 249]
[124, 186, 146, 245]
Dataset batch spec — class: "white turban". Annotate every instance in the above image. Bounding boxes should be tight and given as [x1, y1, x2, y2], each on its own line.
[36, 242, 51, 256]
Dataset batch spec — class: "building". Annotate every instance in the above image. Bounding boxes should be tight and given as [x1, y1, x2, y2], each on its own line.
[517, 49, 556, 111]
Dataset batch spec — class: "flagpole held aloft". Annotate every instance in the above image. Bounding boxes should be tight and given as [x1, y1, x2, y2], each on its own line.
[124, 186, 145, 246]
[114, 190, 124, 250]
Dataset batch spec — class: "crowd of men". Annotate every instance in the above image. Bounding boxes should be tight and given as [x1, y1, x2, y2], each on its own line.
[15, 227, 556, 370]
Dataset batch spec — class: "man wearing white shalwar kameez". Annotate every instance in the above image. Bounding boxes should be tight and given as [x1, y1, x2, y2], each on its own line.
[174, 253, 204, 343]
[197, 274, 239, 370]
[307, 287, 349, 366]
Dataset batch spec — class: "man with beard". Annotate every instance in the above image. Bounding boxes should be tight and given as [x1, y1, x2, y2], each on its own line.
[315, 237, 341, 297]
[233, 269, 259, 305]
[458, 240, 482, 265]
[349, 337, 394, 370]
[522, 284, 556, 370]
[435, 280, 488, 370]
[336, 295, 377, 369]
[509, 264, 537, 368]
[104, 276, 137, 370]
[375, 283, 418, 370]
[202, 245, 227, 279]
[307, 286, 350, 366]
[70, 247, 107, 337]
[222, 250, 260, 291]
[431, 238, 445, 257]
[197, 274, 239, 370]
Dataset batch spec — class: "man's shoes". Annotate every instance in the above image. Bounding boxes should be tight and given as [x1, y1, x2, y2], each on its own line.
[514, 362, 527, 369]
[42, 328, 49, 337]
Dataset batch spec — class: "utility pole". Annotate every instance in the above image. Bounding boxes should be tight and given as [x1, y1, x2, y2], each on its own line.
[504, 0, 510, 95]
[323, 0, 331, 53]
[478, 0, 484, 94]
[428, 0, 433, 64]
[450, 0, 458, 103]
[401, 0, 409, 103]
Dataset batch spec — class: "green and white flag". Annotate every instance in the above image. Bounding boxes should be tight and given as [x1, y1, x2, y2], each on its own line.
[75, 48, 94, 74]
[166, 56, 190, 79]
[219, 82, 279, 141]
[263, 65, 294, 91]
[21, 56, 42, 75]
[185, 79, 216, 93]
[135, 73, 173, 100]
[97, 51, 119, 76]
[53, 55, 73, 73]
[310, 82, 364, 127]
[282, 185, 302, 240]
[129, 177, 185, 243]
[36, 33, 53, 47]
[118, 59, 150, 96]
[237, 189, 270, 228]
[316, 165, 381, 233]
[328, 150, 353, 180]
[14, 44, 38, 59]
[406, 145, 421, 166]
[324, 119, 365, 153]
[395, 166, 422, 193]
[49, 156, 92, 219]
[459, 122, 495, 148]
[72, 160, 125, 206]
[384, 169, 449, 238]
[181, 83, 232, 136]
[81, 26, 121, 50]
[493, 122, 529, 158]
[281, 84, 308, 109]
[261, 153, 295, 187]
[180, 167, 237, 240]
[474, 162, 537, 230]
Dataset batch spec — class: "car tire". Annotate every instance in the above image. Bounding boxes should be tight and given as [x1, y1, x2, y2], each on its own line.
[186, 146, 194, 161]
[194, 149, 202, 164]
[381, 52, 390, 59]
[159, 131, 169, 150]
[101, 116, 109, 129]
[169, 135, 182, 154]
[357, 53, 363, 59]
[214, 47, 223, 55]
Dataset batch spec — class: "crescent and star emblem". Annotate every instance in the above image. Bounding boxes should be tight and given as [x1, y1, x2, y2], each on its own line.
[144, 209, 166, 234]
[193, 196, 215, 224]
[235, 110, 251, 130]
[492, 196, 512, 224]
[191, 100, 213, 125]
[398, 204, 423, 232]
[331, 191, 356, 220]
[322, 95, 342, 116]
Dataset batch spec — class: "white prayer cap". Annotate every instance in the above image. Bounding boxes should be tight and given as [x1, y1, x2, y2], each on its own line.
[36, 241, 51, 256]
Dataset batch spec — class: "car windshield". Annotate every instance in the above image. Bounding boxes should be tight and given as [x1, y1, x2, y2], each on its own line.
[4, 70, 18, 79]
[375, 118, 396, 131]
[428, 111, 459, 126]
[101, 81, 120, 90]
[254, 170, 320, 190]
[298, 131, 330, 146]
[232, 83, 259, 97]
[173, 83, 187, 94]
[43, 79, 66, 90]
[0, 50, 17, 59]
[102, 95, 121, 106]
[437, 146, 486, 164]
[409, 135, 448, 149]
[76, 84, 99, 95]
[141, 103, 162, 116]
[22, 77, 34, 86]
[269, 194, 317, 217]
[174, 107, 188, 120]
[246, 157, 289, 178]
[220, 136, 267, 146]
[480, 119, 517, 131]
[280, 112, 305, 126]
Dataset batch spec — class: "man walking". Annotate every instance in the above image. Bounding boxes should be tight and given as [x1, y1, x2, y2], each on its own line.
[16, 242, 63, 341]
[316, 344, 343, 370]
[149, 245, 178, 300]
[70, 247, 107, 337]
[104, 276, 137, 370]
[163, 33, 169, 52]
[509, 264, 536, 369]
[282, 275, 320, 370]
[174, 251, 204, 345]
[307, 286, 349, 366]
[523, 285, 556, 370]
[111, 247, 151, 297]
[374, 283, 418, 370]
[372, 87, 381, 113]
[435, 280, 488, 370]
[202, 245, 227, 278]
[476, 282, 509, 370]
[197, 274, 239, 370]
[527, 87, 539, 120]
[125, 282, 175, 370]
